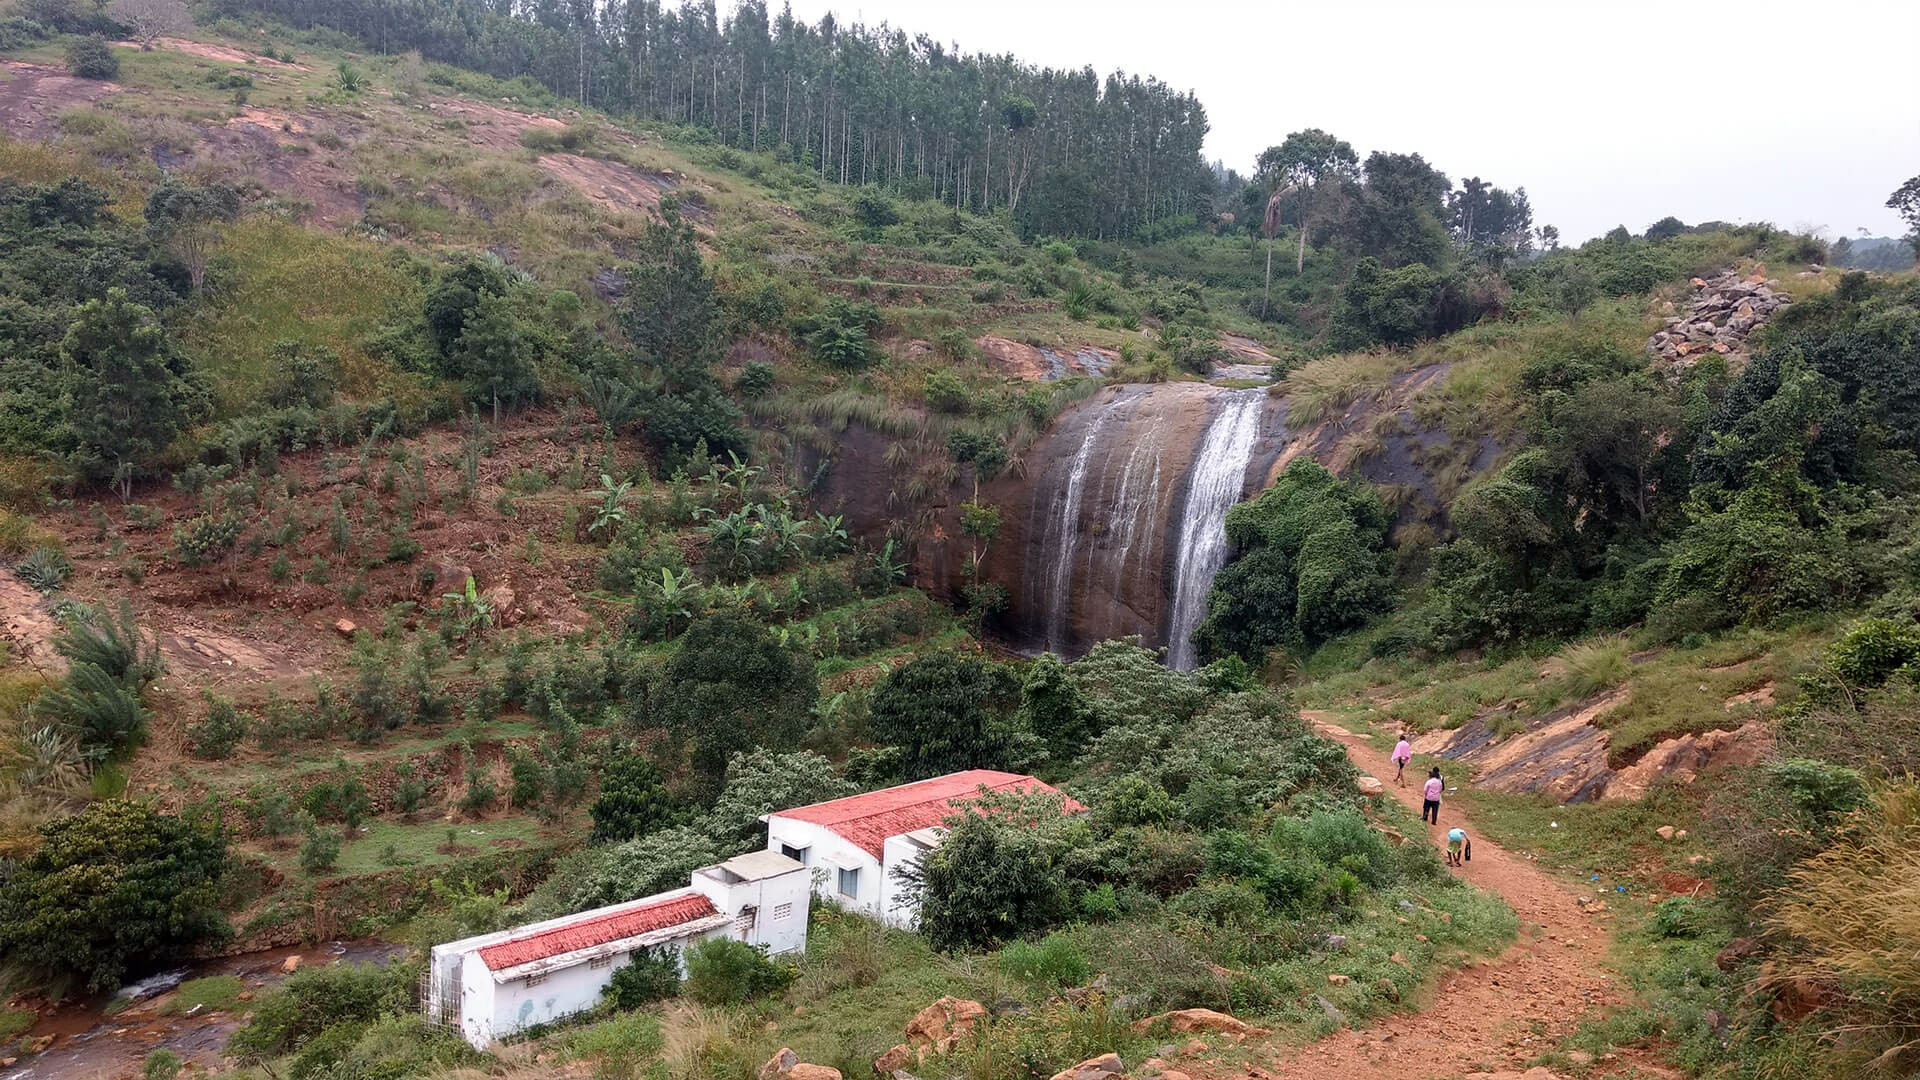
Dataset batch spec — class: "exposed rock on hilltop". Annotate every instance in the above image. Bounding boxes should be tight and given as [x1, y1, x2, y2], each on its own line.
[1649, 266, 1791, 376]
[1413, 695, 1772, 804]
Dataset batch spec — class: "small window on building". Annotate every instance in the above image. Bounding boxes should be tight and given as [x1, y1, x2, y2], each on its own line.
[588, 954, 614, 969]
[772, 902, 793, 922]
[781, 843, 809, 864]
[523, 972, 547, 987]
[837, 866, 859, 897]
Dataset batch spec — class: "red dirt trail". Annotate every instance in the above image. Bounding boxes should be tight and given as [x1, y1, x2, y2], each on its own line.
[1233, 713, 1647, 1080]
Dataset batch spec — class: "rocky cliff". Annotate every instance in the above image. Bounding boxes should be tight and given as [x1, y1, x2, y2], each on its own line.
[812, 360, 1488, 661]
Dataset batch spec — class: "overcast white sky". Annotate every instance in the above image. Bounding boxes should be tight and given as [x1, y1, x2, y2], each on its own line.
[775, 0, 1920, 243]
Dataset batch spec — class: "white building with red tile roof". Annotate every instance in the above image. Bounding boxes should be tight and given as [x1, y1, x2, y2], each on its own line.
[425, 770, 1084, 1047]
[425, 849, 808, 1049]
[762, 769, 1085, 926]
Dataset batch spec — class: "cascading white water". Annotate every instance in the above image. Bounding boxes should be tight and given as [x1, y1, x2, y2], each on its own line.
[1164, 389, 1266, 670]
[1038, 401, 1125, 652]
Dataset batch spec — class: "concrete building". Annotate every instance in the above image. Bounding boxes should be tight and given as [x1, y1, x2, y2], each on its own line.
[425, 849, 807, 1049]
[762, 769, 1084, 926]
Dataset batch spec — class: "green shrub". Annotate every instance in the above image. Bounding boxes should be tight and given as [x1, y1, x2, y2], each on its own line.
[1828, 617, 1920, 687]
[603, 947, 680, 1009]
[682, 938, 793, 1005]
[299, 819, 341, 873]
[142, 1049, 182, 1080]
[169, 514, 242, 567]
[187, 694, 250, 759]
[229, 962, 411, 1058]
[14, 545, 71, 592]
[590, 754, 677, 842]
[66, 36, 119, 80]
[922, 368, 971, 414]
[996, 935, 1092, 989]
[0, 801, 228, 994]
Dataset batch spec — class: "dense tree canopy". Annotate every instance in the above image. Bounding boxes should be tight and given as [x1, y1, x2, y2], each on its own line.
[1196, 460, 1393, 664]
[0, 801, 229, 994]
[220, 0, 1212, 238]
[655, 612, 817, 785]
[868, 650, 1026, 780]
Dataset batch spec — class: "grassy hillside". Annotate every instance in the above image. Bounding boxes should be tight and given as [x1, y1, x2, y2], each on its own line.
[3, 8, 1917, 1080]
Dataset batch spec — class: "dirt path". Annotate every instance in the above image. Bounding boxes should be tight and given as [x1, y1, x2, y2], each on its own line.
[1249, 713, 1631, 1079]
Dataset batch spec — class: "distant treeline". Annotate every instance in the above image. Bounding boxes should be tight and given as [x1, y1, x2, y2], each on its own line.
[218, 0, 1216, 239]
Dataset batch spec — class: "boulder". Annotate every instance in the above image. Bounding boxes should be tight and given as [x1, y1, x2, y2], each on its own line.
[1130, 1008, 1269, 1037]
[761, 1049, 843, 1080]
[1162, 1071, 1191, 1080]
[1655, 825, 1675, 840]
[1715, 937, 1762, 972]
[905, 997, 987, 1053]
[1770, 974, 1838, 1024]
[760, 1049, 800, 1080]
[1326, 974, 1351, 986]
[1373, 977, 1400, 1002]
[332, 618, 356, 639]
[429, 561, 474, 596]
[874, 1046, 913, 1075]
[282, 955, 302, 973]
[481, 583, 517, 624]
[1356, 776, 1385, 798]
[1049, 1053, 1124, 1080]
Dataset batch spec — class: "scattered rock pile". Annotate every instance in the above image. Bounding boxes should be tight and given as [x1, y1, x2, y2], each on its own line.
[1649, 265, 1791, 375]
[760, 1048, 842, 1080]
[872, 996, 987, 1075]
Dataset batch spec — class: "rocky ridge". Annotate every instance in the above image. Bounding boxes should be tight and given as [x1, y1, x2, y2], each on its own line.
[1648, 265, 1792, 376]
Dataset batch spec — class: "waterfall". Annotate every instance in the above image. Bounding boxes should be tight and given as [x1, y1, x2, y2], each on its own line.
[1038, 399, 1126, 653]
[1165, 389, 1265, 670]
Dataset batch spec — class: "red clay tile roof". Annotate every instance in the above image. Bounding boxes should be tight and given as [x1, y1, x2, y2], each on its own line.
[477, 893, 718, 971]
[770, 770, 1086, 859]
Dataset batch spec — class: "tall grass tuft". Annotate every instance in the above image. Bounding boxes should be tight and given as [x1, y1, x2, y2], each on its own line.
[1772, 782, 1920, 1076]
[1553, 638, 1632, 702]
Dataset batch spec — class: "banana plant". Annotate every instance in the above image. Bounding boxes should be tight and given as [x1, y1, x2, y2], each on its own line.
[439, 575, 494, 640]
[717, 451, 764, 499]
[812, 512, 851, 556]
[652, 566, 698, 621]
[588, 474, 633, 537]
[703, 508, 764, 575]
[870, 538, 906, 588]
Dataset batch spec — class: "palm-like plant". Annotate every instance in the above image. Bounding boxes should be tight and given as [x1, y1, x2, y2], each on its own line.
[703, 509, 764, 576]
[589, 474, 634, 537]
[870, 539, 906, 589]
[812, 513, 850, 556]
[652, 566, 699, 621]
[720, 451, 763, 492]
[762, 508, 812, 562]
[438, 575, 495, 640]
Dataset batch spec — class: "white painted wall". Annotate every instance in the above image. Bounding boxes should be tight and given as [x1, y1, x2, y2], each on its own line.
[879, 833, 932, 928]
[764, 817, 884, 914]
[690, 864, 811, 955]
[458, 945, 496, 1049]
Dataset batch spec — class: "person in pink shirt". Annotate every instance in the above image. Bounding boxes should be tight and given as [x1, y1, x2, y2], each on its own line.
[1391, 732, 1413, 786]
[1422, 767, 1443, 825]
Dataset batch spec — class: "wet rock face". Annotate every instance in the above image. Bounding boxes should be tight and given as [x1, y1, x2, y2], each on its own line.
[810, 363, 1474, 663]
[986, 383, 1287, 658]
[1649, 266, 1791, 376]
